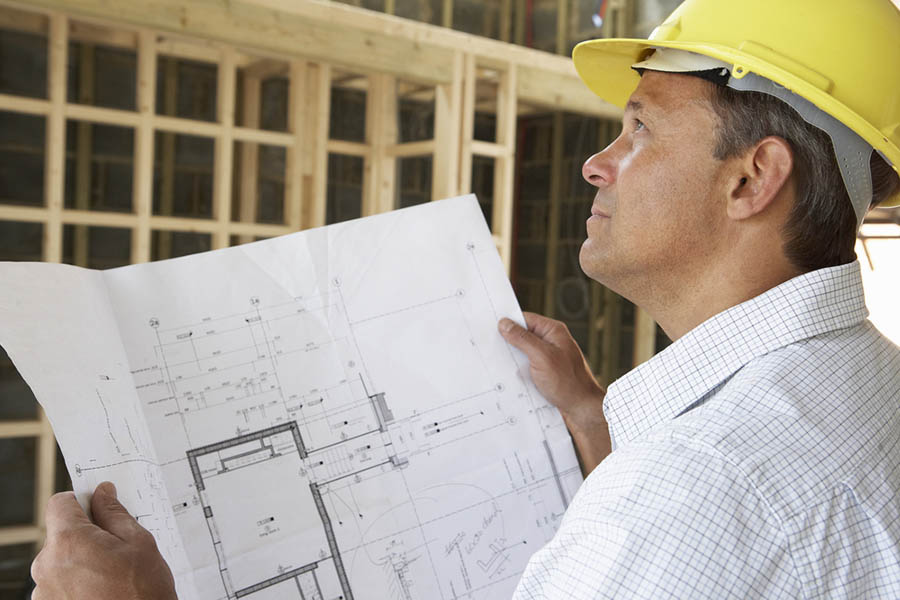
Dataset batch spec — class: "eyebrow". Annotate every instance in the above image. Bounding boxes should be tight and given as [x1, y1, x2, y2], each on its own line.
[625, 99, 644, 114]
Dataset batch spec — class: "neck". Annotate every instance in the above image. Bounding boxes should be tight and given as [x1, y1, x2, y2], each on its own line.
[631, 243, 802, 342]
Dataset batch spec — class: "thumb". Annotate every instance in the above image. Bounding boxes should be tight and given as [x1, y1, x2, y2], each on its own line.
[45, 491, 92, 539]
[90, 482, 144, 542]
[499, 317, 552, 363]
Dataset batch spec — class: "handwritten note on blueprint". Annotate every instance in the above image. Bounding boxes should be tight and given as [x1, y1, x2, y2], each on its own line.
[0, 195, 581, 600]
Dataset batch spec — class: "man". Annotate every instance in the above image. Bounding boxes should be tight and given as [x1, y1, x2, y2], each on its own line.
[31, 0, 900, 598]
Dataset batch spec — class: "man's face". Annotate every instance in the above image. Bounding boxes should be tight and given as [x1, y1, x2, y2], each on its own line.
[579, 71, 730, 296]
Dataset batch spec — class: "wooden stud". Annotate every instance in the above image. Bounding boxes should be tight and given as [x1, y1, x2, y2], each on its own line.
[377, 76, 397, 214]
[442, 0, 453, 29]
[44, 13, 66, 265]
[362, 74, 381, 217]
[363, 73, 397, 216]
[212, 47, 237, 249]
[284, 59, 307, 231]
[543, 112, 564, 317]
[588, 280, 603, 374]
[556, 0, 569, 55]
[632, 307, 657, 365]
[492, 62, 517, 272]
[514, 0, 526, 46]
[35, 11, 68, 541]
[458, 53, 476, 195]
[601, 287, 622, 384]
[302, 62, 330, 228]
[73, 42, 96, 267]
[432, 51, 463, 201]
[238, 71, 261, 244]
[131, 30, 156, 264]
[499, 0, 511, 42]
[156, 57, 178, 260]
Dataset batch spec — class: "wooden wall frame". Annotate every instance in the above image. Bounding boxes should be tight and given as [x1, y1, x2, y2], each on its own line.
[0, 0, 663, 559]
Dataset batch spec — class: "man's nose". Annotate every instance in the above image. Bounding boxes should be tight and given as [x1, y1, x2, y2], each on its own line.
[581, 145, 617, 188]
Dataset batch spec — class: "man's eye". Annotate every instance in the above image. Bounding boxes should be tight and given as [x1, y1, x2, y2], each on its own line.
[633, 119, 646, 132]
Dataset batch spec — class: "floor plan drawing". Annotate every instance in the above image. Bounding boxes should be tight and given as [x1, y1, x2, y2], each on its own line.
[0, 195, 583, 600]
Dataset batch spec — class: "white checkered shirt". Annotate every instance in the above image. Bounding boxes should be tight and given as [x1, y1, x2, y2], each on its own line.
[514, 261, 900, 599]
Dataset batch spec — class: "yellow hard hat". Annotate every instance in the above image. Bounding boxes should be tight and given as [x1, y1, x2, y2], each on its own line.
[572, 0, 900, 209]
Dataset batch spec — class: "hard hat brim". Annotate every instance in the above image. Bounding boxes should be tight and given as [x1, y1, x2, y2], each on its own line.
[573, 38, 900, 208]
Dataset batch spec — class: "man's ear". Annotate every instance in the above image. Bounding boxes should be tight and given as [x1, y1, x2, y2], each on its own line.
[726, 136, 794, 220]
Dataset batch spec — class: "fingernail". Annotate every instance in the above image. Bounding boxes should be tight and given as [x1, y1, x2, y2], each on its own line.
[97, 481, 117, 499]
[499, 318, 513, 333]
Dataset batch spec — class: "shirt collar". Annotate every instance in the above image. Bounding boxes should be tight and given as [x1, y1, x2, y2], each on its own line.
[603, 261, 869, 447]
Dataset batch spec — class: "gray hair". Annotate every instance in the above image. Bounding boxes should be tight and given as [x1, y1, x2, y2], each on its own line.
[707, 85, 900, 272]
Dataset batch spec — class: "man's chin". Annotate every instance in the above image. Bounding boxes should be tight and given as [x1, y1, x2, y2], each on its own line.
[578, 244, 612, 285]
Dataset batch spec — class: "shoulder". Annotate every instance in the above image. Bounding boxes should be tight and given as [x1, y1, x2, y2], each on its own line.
[515, 437, 800, 599]
[680, 320, 900, 513]
[576, 433, 781, 533]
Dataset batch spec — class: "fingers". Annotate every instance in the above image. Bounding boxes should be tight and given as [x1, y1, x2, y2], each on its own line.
[499, 317, 553, 363]
[45, 491, 91, 539]
[90, 482, 147, 543]
[521, 312, 562, 338]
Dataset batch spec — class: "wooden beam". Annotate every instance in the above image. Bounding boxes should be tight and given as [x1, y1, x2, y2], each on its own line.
[0, 92, 49, 116]
[0, 421, 43, 438]
[232, 127, 293, 146]
[387, 140, 436, 158]
[0, 525, 41, 546]
[326, 140, 369, 157]
[470, 140, 510, 159]
[517, 63, 621, 117]
[66, 103, 140, 127]
[16, 0, 455, 85]
[5, 0, 621, 118]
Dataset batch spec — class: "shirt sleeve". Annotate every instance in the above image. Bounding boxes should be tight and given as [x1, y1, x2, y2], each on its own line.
[512, 435, 802, 599]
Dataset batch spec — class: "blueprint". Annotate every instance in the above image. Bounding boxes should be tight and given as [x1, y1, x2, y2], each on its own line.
[0, 195, 582, 600]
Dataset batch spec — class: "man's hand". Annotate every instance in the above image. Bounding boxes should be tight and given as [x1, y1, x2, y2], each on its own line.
[499, 312, 611, 473]
[31, 482, 177, 600]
